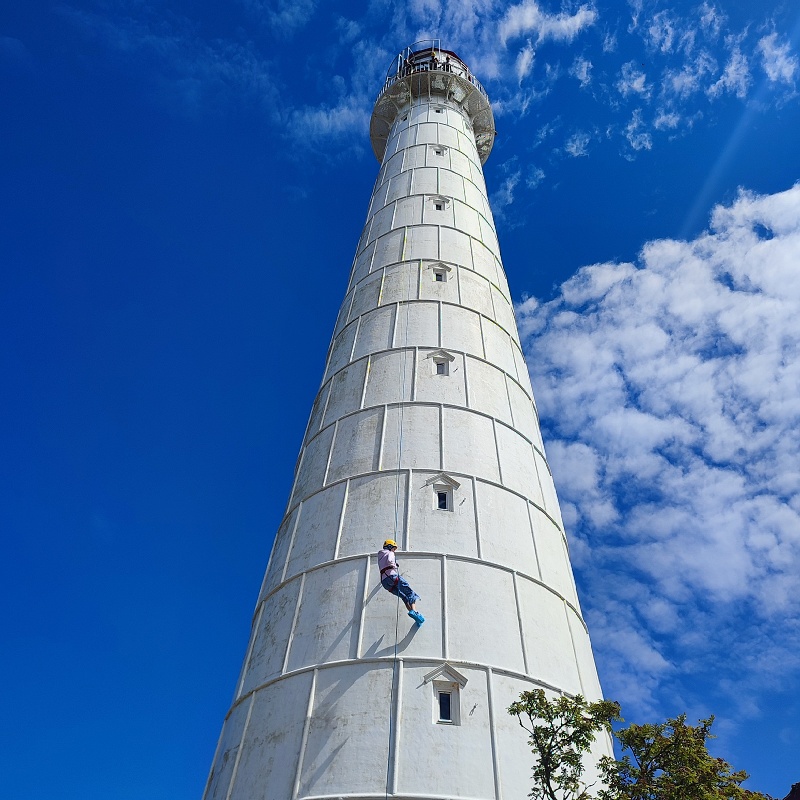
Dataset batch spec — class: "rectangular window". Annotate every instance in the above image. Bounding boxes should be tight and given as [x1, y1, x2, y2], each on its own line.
[438, 691, 452, 722]
[434, 202, 444, 210]
[437, 490, 450, 510]
[435, 271, 445, 282]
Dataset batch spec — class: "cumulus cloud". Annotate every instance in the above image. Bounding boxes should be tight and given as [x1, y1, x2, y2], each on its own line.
[499, 0, 598, 46]
[517, 183, 800, 713]
[757, 33, 798, 85]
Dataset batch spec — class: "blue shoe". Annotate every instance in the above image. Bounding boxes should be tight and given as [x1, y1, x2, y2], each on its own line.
[408, 610, 425, 626]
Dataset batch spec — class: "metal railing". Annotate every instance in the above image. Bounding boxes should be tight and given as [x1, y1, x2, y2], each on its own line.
[377, 42, 489, 103]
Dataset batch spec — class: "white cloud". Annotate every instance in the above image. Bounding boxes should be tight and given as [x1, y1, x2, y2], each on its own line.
[498, 1, 598, 46]
[288, 98, 371, 140]
[63, 6, 279, 113]
[757, 32, 798, 85]
[489, 168, 521, 215]
[616, 60, 652, 99]
[708, 46, 750, 99]
[627, 0, 643, 32]
[624, 108, 652, 150]
[653, 109, 680, 129]
[565, 130, 591, 157]
[244, 0, 318, 35]
[661, 51, 716, 99]
[644, 10, 678, 53]
[570, 56, 593, 88]
[697, 1, 724, 39]
[526, 165, 546, 188]
[517, 183, 800, 713]
[515, 39, 536, 82]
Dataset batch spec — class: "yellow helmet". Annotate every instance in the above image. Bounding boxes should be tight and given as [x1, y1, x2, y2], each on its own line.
[383, 539, 397, 549]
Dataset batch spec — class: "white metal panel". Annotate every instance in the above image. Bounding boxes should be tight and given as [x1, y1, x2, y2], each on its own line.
[408, 469, 478, 558]
[441, 302, 484, 359]
[298, 663, 393, 798]
[285, 561, 364, 671]
[381, 261, 420, 304]
[285, 483, 346, 579]
[323, 358, 368, 425]
[496, 422, 541, 502]
[397, 664, 496, 799]
[291, 425, 335, 505]
[361, 555, 443, 659]
[442, 407, 500, 483]
[338, 472, 408, 557]
[466, 356, 513, 424]
[352, 304, 395, 360]
[439, 167, 466, 202]
[382, 403, 441, 470]
[233, 674, 313, 800]
[475, 479, 538, 575]
[440, 225, 474, 269]
[416, 349, 467, 406]
[517, 578, 582, 692]
[394, 300, 440, 348]
[241, 579, 301, 692]
[447, 559, 526, 672]
[459, 266, 494, 317]
[327, 407, 383, 482]
[363, 349, 414, 407]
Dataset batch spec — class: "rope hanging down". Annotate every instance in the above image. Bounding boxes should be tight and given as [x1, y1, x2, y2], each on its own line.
[383, 88, 418, 798]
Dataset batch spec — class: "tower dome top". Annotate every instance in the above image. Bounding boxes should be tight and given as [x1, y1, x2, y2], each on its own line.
[370, 41, 496, 164]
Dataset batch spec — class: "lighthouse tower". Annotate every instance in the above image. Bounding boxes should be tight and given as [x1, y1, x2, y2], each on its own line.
[204, 43, 610, 800]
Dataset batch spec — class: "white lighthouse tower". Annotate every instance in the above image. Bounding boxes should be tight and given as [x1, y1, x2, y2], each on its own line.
[204, 43, 610, 800]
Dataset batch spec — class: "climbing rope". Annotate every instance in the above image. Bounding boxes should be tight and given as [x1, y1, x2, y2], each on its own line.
[383, 67, 420, 800]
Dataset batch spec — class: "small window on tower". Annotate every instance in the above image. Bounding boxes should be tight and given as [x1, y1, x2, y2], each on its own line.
[434, 484, 452, 510]
[434, 201, 444, 210]
[436, 361, 446, 375]
[435, 108, 444, 114]
[438, 691, 452, 721]
[434, 269, 446, 282]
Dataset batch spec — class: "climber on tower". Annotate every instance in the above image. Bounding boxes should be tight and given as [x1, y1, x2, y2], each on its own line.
[377, 539, 425, 626]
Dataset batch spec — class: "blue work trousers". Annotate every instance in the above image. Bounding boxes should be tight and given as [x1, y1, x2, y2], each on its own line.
[381, 574, 420, 609]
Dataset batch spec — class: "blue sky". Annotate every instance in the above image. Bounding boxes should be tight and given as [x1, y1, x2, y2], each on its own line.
[2, 1, 799, 798]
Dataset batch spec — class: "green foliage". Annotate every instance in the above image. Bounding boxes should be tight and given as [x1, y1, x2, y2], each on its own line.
[509, 692, 774, 800]
[598, 715, 774, 800]
[507, 689, 621, 800]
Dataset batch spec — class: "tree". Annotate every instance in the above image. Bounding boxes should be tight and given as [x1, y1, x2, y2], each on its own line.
[508, 692, 774, 800]
[598, 714, 774, 800]
[508, 689, 621, 800]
